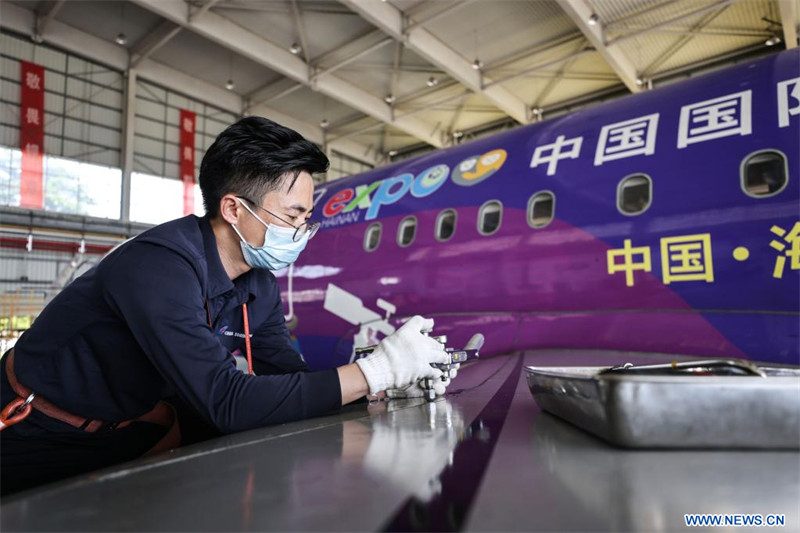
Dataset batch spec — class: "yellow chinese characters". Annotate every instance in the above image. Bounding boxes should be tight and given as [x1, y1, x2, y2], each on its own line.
[770, 222, 800, 279]
[660, 234, 714, 284]
[607, 239, 652, 287]
[607, 233, 714, 286]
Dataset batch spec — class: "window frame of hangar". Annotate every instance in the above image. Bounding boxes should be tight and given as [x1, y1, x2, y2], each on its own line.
[0, 36, 124, 168]
[133, 79, 237, 180]
[397, 216, 417, 248]
[527, 190, 556, 229]
[616, 174, 652, 216]
[740, 149, 789, 199]
[364, 222, 382, 252]
[435, 208, 457, 242]
[477, 199, 503, 236]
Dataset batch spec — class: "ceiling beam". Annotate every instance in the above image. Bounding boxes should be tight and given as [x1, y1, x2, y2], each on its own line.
[3, 1, 129, 72]
[606, 0, 735, 47]
[247, 103, 379, 166]
[642, 4, 730, 77]
[310, 29, 386, 67]
[289, 0, 311, 64]
[555, 0, 641, 93]
[339, 0, 529, 124]
[404, 0, 478, 33]
[313, 38, 393, 80]
[34, 0, 66, 42]
[129, 61, 379, 165]
[488, 69, 618, 82]
[484, 48, 596, 90]
[778, 0, 798, 49]
[328, 62, 441, 74]
[0, 2, 379, 166]
[332, 88, 472, 143]
[245, 78, 305, 108]
[130, 20, 182, 68]
[189, 0, 224, 22]
[608, 26, 772, 39]
[389, 40, 402, 101]
[131, 0, 443, 148]
[603, 0, 681, 30]
[481, 30, 583, 78]
[532, 40, 587, 108]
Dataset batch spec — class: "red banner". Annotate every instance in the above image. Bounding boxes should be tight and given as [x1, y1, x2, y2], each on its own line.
[20, 61, 45, 208]
[180, 109, 196, 216]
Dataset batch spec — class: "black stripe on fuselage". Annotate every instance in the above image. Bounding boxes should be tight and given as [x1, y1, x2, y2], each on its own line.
[381, 353, 524, 532]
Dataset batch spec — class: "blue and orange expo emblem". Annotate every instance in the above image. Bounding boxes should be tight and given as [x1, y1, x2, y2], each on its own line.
[451, 149, 507, 187]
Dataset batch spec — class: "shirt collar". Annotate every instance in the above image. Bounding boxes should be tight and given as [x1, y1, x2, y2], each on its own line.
[199, 216, 235, 299]
[199, 216, 260, 301]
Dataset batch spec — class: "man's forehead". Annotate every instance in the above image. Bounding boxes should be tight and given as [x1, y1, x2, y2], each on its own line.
[281, 172, 313, 191]
[272, 172, 314, 209]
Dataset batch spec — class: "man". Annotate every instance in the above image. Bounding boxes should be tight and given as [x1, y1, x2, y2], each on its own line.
[1, 117, 449, 495]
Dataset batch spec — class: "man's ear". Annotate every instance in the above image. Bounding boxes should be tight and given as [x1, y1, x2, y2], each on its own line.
[218, 195, 241, 225]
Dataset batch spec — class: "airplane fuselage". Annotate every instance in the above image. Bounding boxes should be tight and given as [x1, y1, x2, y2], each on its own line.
[281, 49, 800, 369]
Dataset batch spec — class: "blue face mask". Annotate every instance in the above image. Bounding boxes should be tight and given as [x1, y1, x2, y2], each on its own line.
[231, 200, 309, 271]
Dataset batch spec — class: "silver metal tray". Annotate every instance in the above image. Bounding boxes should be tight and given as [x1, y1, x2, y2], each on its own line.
[526, 361, 800, 449]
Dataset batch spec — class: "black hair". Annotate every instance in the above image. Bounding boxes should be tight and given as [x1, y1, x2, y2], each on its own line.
[199, 116, 329, 218]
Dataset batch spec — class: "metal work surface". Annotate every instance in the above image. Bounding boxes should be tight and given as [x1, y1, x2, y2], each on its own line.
[2, 351, 799, 532]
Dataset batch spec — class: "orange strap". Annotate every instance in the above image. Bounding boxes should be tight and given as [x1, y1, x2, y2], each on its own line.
[0, 394, 33, 430]
[2, 349, 108, 432]
[242, 303, 253, 376]
[206, 300, 253, 376]
[1, 349, 179, 446]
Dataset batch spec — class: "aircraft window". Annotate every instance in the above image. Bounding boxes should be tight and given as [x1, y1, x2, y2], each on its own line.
[478, 200, 502, 235]
[397, 216, 417, 247]
[742, 150, 788, 197]
[617, 175, 652, 215]
[436, 209, 457, 241]
[528, 191, 555, 228]
[364, 223, 382, 252]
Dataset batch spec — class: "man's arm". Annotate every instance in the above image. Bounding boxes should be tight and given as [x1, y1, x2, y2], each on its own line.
[337, 364, 370, 404]
[249, 291, 309, 375]
[101, 243, 342, 433]
[250, 291, 369, 404]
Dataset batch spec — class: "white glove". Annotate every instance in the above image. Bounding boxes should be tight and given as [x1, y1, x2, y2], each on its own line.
[384, 331, 483, 399]
[386, 377, 447, 399]
[355, 316, 449, 395]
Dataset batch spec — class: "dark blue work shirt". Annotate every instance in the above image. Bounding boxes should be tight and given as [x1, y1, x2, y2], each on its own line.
[5, 215, 341, 434]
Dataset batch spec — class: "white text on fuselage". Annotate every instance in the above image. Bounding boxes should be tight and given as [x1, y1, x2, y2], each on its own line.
[321, 210, 361, 228]
[530, 77, 800, 176]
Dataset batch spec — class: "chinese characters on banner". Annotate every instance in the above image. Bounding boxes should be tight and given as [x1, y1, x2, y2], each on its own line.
[180, 110, 196, 215]
[20, 61, 45, 208]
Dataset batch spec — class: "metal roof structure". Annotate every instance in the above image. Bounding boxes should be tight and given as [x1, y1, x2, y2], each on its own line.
[2, 0, 798, 168]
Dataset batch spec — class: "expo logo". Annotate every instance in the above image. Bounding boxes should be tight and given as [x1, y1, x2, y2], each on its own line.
[322, 149, 507, 220]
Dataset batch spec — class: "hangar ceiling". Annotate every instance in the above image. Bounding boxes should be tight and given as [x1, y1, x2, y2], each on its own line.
[3, 0, 798, 169]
